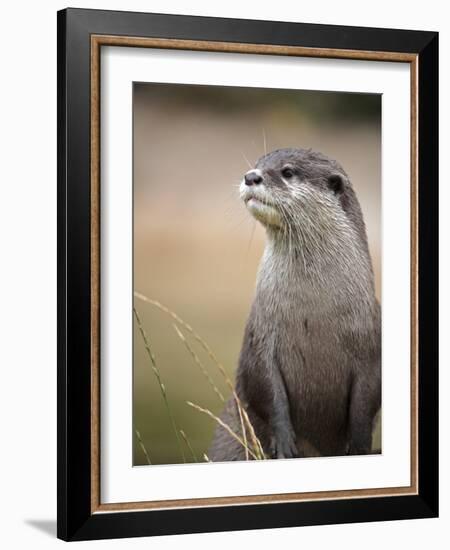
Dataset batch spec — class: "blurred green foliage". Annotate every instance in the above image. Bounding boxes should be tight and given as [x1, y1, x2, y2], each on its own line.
[135, 82, 381, 122]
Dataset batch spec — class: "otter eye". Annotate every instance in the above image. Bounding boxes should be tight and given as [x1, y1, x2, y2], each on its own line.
[282, 167, 294, 179]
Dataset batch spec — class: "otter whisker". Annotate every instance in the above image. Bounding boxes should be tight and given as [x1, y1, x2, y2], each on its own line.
[244, 219, 257, 262]
[241, 152, 253, 170]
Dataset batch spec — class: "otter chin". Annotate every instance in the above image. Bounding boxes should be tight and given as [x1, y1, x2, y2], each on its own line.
[209, 147, 381, 462]
[244, 197, 282, 227]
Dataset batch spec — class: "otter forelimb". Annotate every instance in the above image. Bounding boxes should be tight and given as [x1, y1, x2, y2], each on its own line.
[347, 369, 381, 455]
[269, 357, 298, 459]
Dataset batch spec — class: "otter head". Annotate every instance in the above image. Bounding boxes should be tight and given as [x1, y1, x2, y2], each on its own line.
[239, 148, 353, 235]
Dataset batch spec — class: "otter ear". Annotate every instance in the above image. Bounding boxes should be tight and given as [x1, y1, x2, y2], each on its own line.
[327, 174, 344, 195]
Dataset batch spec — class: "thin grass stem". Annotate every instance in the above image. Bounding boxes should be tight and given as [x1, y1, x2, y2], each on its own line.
[241, 407, 266, 459]
[179, 429, 198, 462]
[172, 324, 225, 403]
[186, 401, 259, 460]
[135, 428, 152, 465]
[133, 307, 186, 463]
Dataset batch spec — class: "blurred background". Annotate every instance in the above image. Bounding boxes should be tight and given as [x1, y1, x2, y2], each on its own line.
[133, 83, 381, 466]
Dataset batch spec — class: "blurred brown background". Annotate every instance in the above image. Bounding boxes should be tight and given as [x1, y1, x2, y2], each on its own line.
[133, 83, 381, 466]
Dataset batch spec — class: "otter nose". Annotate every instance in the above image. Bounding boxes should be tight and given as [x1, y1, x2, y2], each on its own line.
[245, 172, 263, 186]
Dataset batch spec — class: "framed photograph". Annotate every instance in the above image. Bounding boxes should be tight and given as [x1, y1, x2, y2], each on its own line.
[57, 8, 438, 541]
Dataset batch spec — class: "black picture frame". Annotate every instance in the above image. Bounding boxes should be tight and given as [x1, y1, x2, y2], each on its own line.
[57, 7, 438, 541]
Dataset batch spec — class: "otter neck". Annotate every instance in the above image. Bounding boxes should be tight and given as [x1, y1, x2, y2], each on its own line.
[263, 222, 367, 273]
[257, 221, 376, 311]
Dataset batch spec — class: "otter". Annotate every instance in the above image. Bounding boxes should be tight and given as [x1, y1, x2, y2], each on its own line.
[209, 148, 381, 460]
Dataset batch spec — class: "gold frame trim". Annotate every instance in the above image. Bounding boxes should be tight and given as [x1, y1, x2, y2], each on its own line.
[90, 35, 419, 514]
